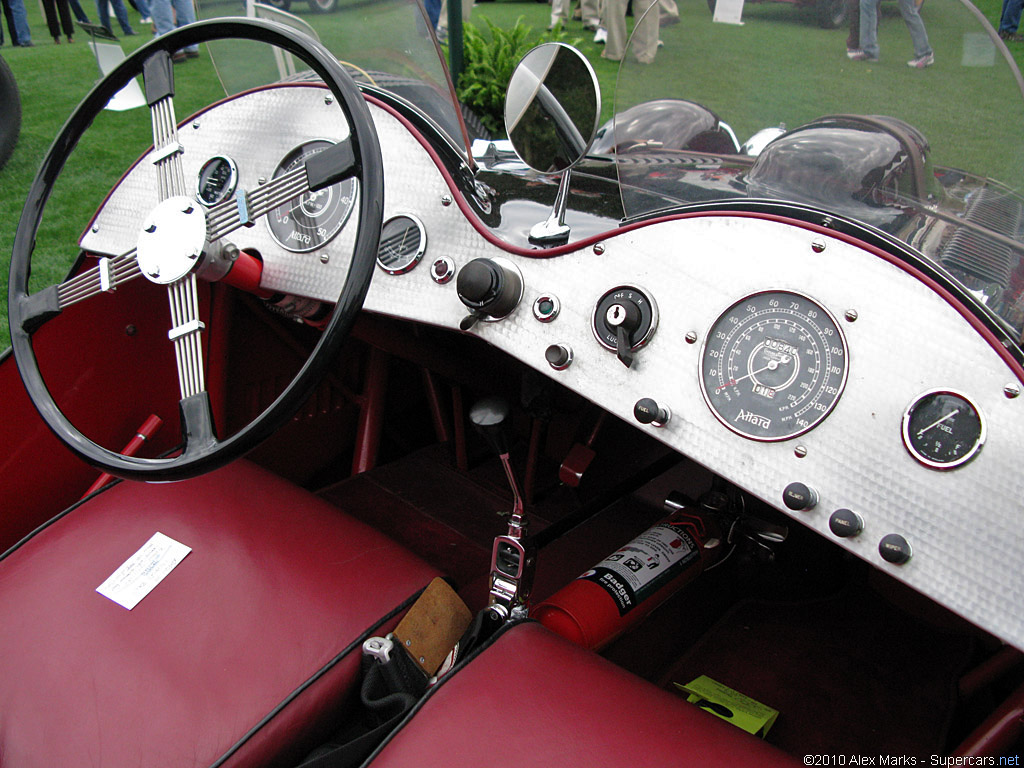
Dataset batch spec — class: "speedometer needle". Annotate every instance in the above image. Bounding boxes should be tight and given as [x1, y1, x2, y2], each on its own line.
[917, 409, 959, 437]
[720, 356, 790, 389]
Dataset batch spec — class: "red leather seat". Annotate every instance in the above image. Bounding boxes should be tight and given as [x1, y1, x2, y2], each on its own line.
[0, 460, 440, 768]
[367, 621, 801, 767]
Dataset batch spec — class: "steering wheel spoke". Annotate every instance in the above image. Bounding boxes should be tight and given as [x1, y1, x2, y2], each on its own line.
[205, 139, 356, 242]
[167, 274, 206, 400]
[144, 50, 188, 201]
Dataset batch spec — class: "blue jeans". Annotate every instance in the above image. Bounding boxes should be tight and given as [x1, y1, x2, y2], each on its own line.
[4, 0, 32, 44]
[96, 0, 135, 34]
[68, 0, 90, 23]
[151, 0, 196, 53]
[859, 0, 931, 58]
[1000, 0, 1023, 34]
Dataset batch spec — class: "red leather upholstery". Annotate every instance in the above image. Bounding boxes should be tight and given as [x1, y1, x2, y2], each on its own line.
[368, 622, 801, 767]
[0, 460, 439, 768]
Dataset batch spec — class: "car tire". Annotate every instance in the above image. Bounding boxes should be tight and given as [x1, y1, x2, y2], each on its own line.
[0, 54, 21, 172]
[816, 0, 846, 28]
[265, 0, 292, 10]
[307, 0, 335, 14]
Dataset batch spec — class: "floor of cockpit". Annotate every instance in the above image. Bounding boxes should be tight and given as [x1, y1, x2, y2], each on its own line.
[319, 442, 991, 758]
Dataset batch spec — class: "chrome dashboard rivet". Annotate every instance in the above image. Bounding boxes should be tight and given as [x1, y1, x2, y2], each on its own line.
[794, 446, 808, 458]
[258, 176, 267, 186]
[192, 120, 200, 130]
[593, 242, 605, 255]
[1004, 383, 1021, 399]
[320, 252, 330, 264]
[685, 331, 698, 345]
[324, 95, 334, 105]
[441, 194, 453, 206]
[811, 238, 826, 253]
[91, 224, 100, 234]
[844, 309, 858, 322]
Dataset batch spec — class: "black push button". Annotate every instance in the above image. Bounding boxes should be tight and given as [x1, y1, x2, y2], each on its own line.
[879, 533, 912, 565]
[829, 508, 863, 538]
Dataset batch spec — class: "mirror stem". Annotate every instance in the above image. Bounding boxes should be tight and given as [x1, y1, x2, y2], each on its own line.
[529, 170, 572, 245]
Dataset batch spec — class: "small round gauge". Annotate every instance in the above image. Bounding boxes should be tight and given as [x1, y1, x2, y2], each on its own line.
[196, 156, 238, 207]
[267, 139, 358, 253]
[902, 390, 985, 469]
[700, 290, 848, 441]
[376, 215, 427, 274]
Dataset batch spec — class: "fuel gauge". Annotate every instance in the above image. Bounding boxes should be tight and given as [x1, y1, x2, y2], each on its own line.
[902, 389, 985, 469]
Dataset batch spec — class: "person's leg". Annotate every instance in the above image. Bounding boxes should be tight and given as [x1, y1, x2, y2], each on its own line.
[67, 0, 89, 24]
[134, 0, 150, 22]
[110, 0, 134, 34]
[999, 0, 1023, 34]
[171, 0, 196, 53]
[897, 0, 931, 58]
[8, 0, 31, 44]
[602, 0, 626, 59]
[95, 0, 111, 33]
[57, 0, 74, 37]
[549, 0, 570, 29]
[42, 0, 63, 40]
[580, 0, 599, 27]
[631, 0, 658, 63]
[858, 0, 879, 58]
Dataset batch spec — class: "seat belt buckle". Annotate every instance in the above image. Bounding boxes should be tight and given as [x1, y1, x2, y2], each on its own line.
[362, 635, 395, 664]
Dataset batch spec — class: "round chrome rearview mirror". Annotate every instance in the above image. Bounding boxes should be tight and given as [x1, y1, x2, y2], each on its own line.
[504, 42, 601, 175]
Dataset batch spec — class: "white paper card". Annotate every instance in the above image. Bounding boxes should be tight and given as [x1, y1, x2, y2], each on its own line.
[96, 532, 192, 610]
[713, 0, 745, 25]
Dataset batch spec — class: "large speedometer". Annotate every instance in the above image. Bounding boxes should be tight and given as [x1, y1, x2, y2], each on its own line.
[700, 291, 848, 441]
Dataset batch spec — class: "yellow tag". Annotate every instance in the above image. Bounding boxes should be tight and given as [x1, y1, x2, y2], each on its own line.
[674, 675, 779, 738]
[393, 578, 472, 676]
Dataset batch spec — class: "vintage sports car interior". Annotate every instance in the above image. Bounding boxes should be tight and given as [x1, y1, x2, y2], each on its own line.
[3, 0, 1024, 764]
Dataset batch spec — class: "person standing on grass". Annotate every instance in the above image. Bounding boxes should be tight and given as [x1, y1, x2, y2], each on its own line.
[67, 0, 90, 24]
[95, 0, 136, 35]
[602, 0, 658, 63]
[998, 0, 1024, 42]
[850, 0, 934, 68]
[150, 0, 197, 62]
[42, 0, 75, 43]
[2, 0, 33, 46]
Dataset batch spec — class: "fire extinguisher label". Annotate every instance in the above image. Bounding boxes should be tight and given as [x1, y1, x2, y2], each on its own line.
[581, 525, 699, 616]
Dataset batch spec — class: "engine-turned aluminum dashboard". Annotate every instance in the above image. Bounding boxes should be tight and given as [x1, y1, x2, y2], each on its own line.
[82, 83, 1024, 652]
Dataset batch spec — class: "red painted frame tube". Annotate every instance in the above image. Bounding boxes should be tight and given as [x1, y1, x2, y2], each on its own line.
[82, 414, 164, 498]
[954, 679, 1024, 756]
[351, 347, 389, 475]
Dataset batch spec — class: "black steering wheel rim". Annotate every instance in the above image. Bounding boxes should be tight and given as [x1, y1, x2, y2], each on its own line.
[8, 18, 384, 481]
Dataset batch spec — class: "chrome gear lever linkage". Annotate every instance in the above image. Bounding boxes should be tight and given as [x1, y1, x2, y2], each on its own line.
[469, 397, 536, 622]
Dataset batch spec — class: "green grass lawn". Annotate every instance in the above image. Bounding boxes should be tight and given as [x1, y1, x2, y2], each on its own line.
[1, 0, 1022, 351]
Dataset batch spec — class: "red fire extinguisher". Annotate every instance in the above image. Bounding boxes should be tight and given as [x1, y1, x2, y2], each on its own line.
[533, 506, 716, 650]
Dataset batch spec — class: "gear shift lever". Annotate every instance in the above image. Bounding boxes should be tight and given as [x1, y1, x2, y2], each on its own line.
[470, 397, 534, 620]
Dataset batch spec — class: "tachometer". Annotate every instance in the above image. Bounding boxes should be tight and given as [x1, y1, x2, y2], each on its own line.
[699, 290, 848, 441]
[267, 139, 358, 253]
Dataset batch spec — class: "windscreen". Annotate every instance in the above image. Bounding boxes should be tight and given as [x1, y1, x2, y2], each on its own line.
[196, 0, 470, 154]
[612, 0, 1024, 337]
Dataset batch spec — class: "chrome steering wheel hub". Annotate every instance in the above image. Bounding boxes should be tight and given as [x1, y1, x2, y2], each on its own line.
[137, 195, 207, 284]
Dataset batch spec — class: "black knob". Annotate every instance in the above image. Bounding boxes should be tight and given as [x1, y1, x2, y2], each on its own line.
[545, 344, 572, 370]
[469, 396, 511, 456]
[456, 258, 522, 322]
[829, 508, 863, 538]
[879, 534, 912, 565]
[782, 482, 818, 511]
[634, 398, 669, 426]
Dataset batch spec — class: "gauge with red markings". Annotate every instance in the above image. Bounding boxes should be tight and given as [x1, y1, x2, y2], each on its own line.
[699, 290, 848, 441]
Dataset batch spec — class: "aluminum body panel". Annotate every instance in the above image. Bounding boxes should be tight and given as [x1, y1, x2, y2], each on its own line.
[84, 83, 1024, 652]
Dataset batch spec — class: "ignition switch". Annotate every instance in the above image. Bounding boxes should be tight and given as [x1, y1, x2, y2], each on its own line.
[592, 286, 658, 368]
